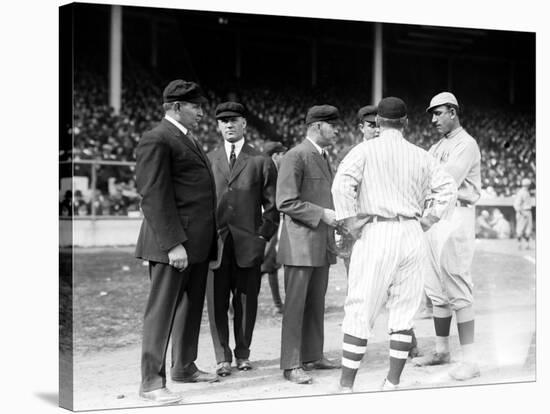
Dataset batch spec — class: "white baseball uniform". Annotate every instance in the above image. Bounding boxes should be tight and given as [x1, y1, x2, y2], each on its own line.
[513, 187, 533, 238]
[332, 128, 457, 339]
[424, 127, 481, 310]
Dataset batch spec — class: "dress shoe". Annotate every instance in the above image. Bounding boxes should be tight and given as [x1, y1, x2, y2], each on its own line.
[139, 387, 182, 404]
[303, 357, 341, 371]
[236, 358, 252, 371]
[216, 362, 232, 377]
[173, 368, 219, 383]
[283, 368, 313, 384]
[449, 361, 480, 381]
[412, 351, 451, 367]
[380, 378, 398, 391]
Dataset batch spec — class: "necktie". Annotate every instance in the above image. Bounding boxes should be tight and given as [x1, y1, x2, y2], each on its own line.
[229, 144, 236, 170]
[322, 149, 332, 175]
[187, 132, 199, 149]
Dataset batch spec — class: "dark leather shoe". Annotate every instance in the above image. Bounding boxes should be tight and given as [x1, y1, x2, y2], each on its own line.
[236, 358, 252, 371]
[283, 368, 313, 384]
[139, 387, 182, 404]
[173, 369, 219, 383]
[216, 362, 232, 377]
[303, 357, 341, 371]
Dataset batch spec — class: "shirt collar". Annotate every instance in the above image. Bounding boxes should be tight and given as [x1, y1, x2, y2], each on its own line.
[164, 114, 188, 136]
[306, 137, 324, 155]
[379, 128, 404, 140]
[224, 138, 245, 159]
[445, 126, 463, 139]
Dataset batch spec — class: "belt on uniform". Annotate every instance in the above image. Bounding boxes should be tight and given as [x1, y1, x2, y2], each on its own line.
[456, 200, 473, 208]
[365, 215, 417, 224]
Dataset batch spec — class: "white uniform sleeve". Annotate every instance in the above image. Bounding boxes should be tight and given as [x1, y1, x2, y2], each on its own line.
[424, 156, 458, 222]
[331, 146, 366, 221]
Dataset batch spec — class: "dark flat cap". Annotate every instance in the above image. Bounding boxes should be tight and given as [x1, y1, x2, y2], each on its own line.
[263, 141, 288, 156]
[357, 105, 377, 122]
[215, 101, 246, 119]
[163, 79, 207, 104]
[305, 105, 340, 125]
[377, 97, 407, 119]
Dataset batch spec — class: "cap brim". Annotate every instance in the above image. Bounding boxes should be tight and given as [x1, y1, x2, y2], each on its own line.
[216, 111, 244, 119]
[364, 114, 376, 122]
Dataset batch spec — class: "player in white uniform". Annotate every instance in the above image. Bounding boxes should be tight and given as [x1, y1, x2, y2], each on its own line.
[513, 178, 533, 249]
[332, 97, 457, 392]
[412, 92, 482, 381]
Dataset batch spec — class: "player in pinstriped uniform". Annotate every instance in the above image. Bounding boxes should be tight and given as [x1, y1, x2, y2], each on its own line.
[331, 97, 457, 392]
[412, 92, 482, 381]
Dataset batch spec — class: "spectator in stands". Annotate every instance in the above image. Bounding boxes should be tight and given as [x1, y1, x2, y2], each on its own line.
[491, 208, 511, 239]
[72, 68, 535, 204]
[475, 210, 497, 239]
[59, 190, 73, 217]
[73, 190, 90, 216]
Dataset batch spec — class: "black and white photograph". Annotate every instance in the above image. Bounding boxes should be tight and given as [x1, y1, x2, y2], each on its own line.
[3, 0, 547, 413]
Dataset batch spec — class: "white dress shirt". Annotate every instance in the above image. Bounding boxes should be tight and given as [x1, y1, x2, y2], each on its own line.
[224, 138, 245, 162]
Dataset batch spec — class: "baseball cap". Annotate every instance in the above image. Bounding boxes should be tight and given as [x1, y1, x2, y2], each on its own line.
[215, 102, 246, 119]
[163, 79, 208, 104]
[305, 105, 340, 125]
[377, 97, 407, 119]
[426, 92, 459, 113]
[357, 105, 377, 123]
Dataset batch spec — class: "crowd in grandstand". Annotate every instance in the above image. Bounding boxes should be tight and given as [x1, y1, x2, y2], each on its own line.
[62, 69, 536, 220]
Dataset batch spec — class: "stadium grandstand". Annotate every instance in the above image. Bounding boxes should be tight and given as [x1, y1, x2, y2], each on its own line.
[60, 4, 535, 236]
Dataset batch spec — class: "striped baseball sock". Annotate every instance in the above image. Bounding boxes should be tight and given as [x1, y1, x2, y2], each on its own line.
[340, 334, 367, 388]
[387, 329, 413, 385]
[433, 305, 452, 354]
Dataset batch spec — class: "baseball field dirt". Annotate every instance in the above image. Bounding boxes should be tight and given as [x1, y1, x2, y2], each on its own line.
[68, 239, 535, 411]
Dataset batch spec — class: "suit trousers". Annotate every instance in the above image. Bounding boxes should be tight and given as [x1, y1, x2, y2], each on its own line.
[280, 265, 329, 370]
[207, 234, 261, 363]
[140, 260, 209, 392]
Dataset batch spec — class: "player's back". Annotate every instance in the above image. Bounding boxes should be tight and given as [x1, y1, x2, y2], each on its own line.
[355, 129, 433, 218]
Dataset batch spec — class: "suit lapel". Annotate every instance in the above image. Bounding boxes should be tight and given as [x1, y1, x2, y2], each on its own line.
[304, 139, 332, 182]
[212, 146, 230, 184]
[228, 143, 252, 184]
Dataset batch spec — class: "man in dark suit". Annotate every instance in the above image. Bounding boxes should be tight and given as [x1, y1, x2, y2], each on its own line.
[206, 102, 279, 377]
[135, 79, 218, 404]
[276, 105, 342, 384]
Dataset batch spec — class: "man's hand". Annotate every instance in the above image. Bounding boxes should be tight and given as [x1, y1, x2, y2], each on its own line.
[168, 244, 188, 272]
[321, 209, 337, 227]
[342, 216, 370, 240]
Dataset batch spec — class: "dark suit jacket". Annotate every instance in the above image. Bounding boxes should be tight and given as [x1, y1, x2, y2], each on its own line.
[276, 139, 337, 267]
[135, 118, 217, 264]
[208, 142, 279, 268]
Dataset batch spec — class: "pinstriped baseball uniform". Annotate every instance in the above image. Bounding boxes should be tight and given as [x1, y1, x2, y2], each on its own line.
[332, 128, 457, 339]
[424, 127, 481, 309]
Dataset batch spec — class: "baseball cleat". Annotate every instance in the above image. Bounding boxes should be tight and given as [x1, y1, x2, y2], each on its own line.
[449, 362, 480, 381]
[337, 384, 354, 394]
[139, 387, 183, 404]
[412, 351, 451, 367]
[380, 378, 398, 391]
